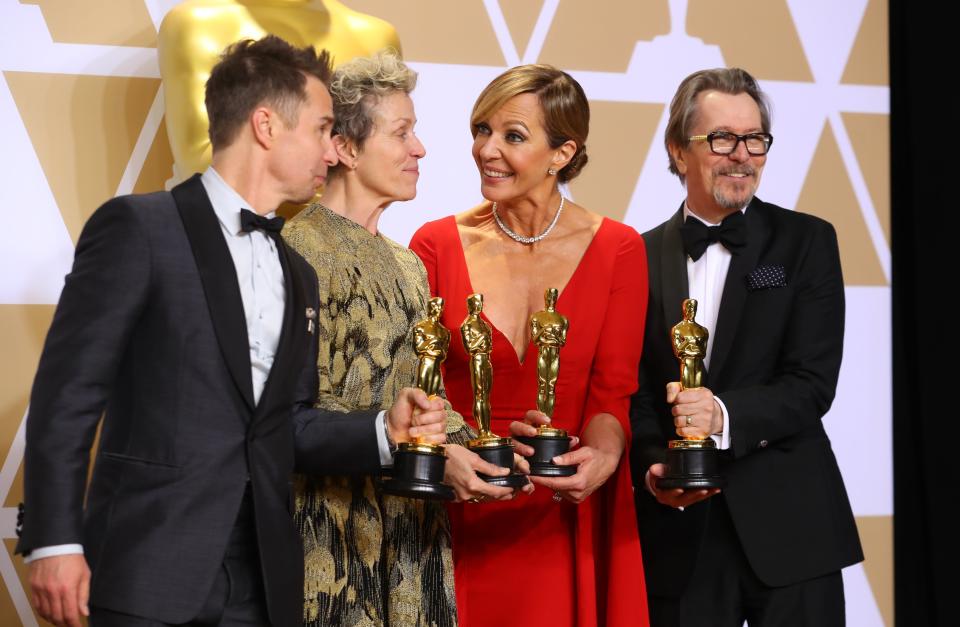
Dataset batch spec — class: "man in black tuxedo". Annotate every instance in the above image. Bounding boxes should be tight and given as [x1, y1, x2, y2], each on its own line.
[16, 36, 447, 627]
[630, 68, 863, 626]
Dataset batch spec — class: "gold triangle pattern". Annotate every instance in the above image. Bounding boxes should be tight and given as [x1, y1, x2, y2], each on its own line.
[687, 0, 813, 81]
[134, 116, 176, 194]
[498, 0, 544, 61]
[20, 0, 157, 48]
[568, 101, 664, 222]
[795, 122, 886, 285]
[4, 72, 161, 242]
[842, 0, 888, 86]
[344, 1, 505, 65]
[0, 305, 56, 624]
[856, 515, 893, 627]
[841, 112, 890, 245]
[538, 0, 669, 72]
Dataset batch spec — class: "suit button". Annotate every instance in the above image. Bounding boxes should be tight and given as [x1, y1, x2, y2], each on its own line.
[758, 440, 768, 448]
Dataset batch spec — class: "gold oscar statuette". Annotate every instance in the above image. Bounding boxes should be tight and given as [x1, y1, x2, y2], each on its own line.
[381, 297, 455, 501]
[516, 288, 577, 476]
[656, 299, 725, 489]
[461, 294, 528, 488]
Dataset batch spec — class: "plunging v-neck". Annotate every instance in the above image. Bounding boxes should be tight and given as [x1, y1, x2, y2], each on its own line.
[448, 216, 610, 366]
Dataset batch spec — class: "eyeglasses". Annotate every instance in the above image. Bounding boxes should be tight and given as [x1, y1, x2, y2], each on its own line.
[688, 131, 773, 156]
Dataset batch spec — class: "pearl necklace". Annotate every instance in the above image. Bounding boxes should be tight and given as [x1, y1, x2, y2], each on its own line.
[492, 196, 565, 244]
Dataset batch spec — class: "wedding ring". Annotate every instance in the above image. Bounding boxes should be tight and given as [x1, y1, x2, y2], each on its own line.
[468, 497, 483, 504]
[685, 415, 693, 427]
[553, 491, 563, 502]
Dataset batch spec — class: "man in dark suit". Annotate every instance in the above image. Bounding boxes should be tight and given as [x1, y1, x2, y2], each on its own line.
[16, 36, 447, 627]
[630, 68, 863, 626]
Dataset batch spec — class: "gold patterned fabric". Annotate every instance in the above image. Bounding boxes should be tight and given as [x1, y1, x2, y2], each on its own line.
[283, 203, 469, 627]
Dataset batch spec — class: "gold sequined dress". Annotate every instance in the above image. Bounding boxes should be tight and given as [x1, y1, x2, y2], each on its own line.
[283, 203, 469, 627]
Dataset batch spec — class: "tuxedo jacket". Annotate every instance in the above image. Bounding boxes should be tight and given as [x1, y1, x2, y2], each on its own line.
[630, 198, 863, 597]
[16, 175, 382, 625]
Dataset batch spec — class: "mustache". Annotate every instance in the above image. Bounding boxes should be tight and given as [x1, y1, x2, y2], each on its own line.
[715, 165, 756, 177]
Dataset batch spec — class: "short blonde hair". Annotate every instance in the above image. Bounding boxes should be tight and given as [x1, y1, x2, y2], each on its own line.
[328, 49, 417, 174]
[470, 64, 589, 183]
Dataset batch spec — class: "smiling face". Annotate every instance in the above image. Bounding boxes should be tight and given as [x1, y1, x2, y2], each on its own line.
[670, 90, 767, 222]
[471, 92, 568, 206]
[353, 91, 425, 204]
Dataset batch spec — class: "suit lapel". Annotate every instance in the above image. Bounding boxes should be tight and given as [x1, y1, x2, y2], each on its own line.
[173, 175, 256, 411]
[659, 206, 689, 340]
[255, 238, 302, 420]
[708, 198, 771, 384]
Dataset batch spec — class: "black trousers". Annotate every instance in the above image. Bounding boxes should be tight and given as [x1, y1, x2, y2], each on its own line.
[92, 486, 270, 627]
[649, 496, 845, 627]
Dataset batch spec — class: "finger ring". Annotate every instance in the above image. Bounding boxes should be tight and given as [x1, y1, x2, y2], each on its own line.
[468, 497, 482, 504]
[552, 491, 563, 502]
[685, 415, 693, 427]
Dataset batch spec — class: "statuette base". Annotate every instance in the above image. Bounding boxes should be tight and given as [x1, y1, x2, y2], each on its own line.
[655, 438, 725, 490]
[381, 442, 455, 501]
[516, 433, 576, 477]
[468, 440, 529, 488]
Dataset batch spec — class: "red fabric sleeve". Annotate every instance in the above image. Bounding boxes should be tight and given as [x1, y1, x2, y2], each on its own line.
[583, 228, 649, 436]
[409, 219, 441, 294]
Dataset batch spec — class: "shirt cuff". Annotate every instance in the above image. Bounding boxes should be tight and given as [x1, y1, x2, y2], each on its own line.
[710, 396, 731, 450]
[375, 410, 395, 466]
[23, 544, 84, 564]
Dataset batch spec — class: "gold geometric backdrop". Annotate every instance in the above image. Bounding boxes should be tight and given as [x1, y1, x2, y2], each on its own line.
[0, 1, 890, 625]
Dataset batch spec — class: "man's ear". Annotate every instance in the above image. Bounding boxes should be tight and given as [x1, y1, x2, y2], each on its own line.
[669, 142, 688, 176]
[251, 106, 276, 149]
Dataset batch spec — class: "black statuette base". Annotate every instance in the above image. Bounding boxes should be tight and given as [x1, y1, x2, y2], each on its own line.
[470, 442, 529, 488]
[516, 435, 576, 477]
[655, 441, 725, 490]
[381, 447, 455, 501]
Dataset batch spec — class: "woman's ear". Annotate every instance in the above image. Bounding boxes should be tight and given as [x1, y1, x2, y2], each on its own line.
[333, 135, 360, 169]
[552, 139, 577, 171]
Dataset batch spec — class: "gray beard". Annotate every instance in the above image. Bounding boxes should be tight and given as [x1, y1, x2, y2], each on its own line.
[713, 186, 755, 210]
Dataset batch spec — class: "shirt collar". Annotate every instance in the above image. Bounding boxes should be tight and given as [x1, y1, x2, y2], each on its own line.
[200, 167, 277, 236]
[683, 202, 748, 227]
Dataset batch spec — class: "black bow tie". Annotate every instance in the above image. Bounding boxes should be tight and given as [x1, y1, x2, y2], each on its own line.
[680, 211, 747, 261]
[240, 208, 284, 234]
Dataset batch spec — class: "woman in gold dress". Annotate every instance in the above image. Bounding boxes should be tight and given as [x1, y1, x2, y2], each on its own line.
[282, 50, 516, 627]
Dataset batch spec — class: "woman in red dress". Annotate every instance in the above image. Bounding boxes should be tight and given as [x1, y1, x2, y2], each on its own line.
[410, 65, 650, 627]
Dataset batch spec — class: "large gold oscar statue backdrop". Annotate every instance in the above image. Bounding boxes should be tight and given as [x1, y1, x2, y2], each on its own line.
[0, 1, 891, 624]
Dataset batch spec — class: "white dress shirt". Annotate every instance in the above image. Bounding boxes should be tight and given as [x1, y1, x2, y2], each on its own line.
[202, 168, 286, 404]
[203, 167, 391, 464]
[683, 203, 748, 451]
[28, 169, 392, 562]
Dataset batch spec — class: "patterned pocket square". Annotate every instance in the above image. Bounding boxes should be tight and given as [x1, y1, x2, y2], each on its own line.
[746, 265, 787, 291]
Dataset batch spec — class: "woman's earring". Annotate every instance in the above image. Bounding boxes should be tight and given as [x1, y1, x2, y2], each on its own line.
[547, 168, 558, 176]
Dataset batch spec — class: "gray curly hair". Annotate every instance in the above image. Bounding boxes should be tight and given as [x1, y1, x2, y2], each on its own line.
[328, 49, 417, 176]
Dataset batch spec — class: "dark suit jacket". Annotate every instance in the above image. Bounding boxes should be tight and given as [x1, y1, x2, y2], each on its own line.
[630, 198, 863, 597]
[16, 175, 382, 625]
